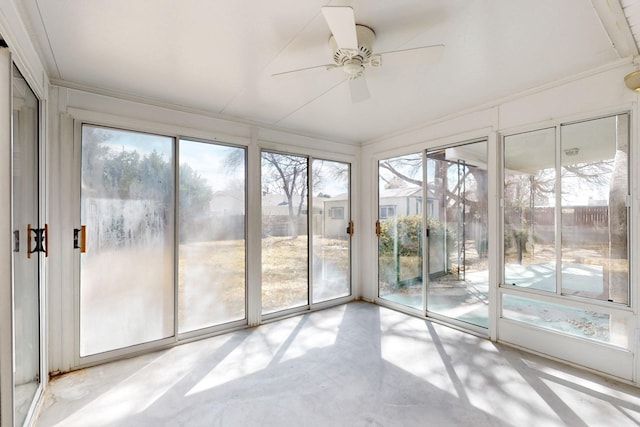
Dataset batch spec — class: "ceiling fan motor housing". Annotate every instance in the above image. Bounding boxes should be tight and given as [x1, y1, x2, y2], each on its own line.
[329, 25, 376, 77]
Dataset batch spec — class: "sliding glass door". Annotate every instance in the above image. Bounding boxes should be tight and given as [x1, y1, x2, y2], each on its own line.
[377, 153, 423, 309]
[78, 131, 349, 359]
[377, 141, 489, 329]
[79, 127, 252, 359]
[261, 151, 352, 315]
[425, 141, 489, 327]
[79, 125, 175, 356]
[178, 140, 246, 333]
[261, 151, 309, 314]
[312, 159, 351, 303]
[11, 62, 42, 426]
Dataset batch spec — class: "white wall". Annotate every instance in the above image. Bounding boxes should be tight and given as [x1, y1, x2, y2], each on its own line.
[361, 60, 640, 383]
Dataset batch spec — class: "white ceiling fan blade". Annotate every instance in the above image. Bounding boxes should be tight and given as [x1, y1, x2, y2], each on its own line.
[321, 6, 358, 51]
[272, 63, 338, 78]
[349, 77, 370, 103]
[378, 44, 445, 68]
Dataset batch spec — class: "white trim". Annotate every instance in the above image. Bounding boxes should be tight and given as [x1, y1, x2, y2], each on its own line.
[499, 318, 634, 380]
[499, 285, 634, 316]
[257, 138, 357, 164]
[499, 103, 635, 139]
[0, 46, 14, 427]
[487, 130, 499, 341]
[364, 58, 633, 147]
[246, 129, 261, 326]
[631, 96, 640, 383]
[0, 0, 48, 100]
[67, 107, 251, 148]
[370, 126, 494, 162]
[51, 79, 359, 148]
[591, 0, 639, 58]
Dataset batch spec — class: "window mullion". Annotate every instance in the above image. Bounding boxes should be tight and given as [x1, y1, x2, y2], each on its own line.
[555, 125, 562, 296]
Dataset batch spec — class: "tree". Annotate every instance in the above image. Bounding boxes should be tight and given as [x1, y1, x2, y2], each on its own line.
[379, 153, 489, 264]
[261, 152, 308, 239]
[81, 127, 213, 245]
[179, 163, 214, 241]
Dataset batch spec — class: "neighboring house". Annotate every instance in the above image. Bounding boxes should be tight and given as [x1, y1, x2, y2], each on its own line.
[204, 187, 441, 240]
[323, 193, 349, 238]
[261, 193, 324, 237]
[209, 190, 245, 216]
[377, 187, 427, 219]
[322, 187, 439, 239]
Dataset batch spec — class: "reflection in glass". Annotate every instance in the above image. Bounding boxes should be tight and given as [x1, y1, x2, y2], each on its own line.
[178, 140, 245, 333]
[12, 63, 41, 426]
[503, 128, 556, 291]
[261, 151, 309, 314]
[426, 142, 489, 328]
[560, 115, 629, 304]
[80, 125, 174, 356]
[378, 153, 423, 309]
[503, 294, 627, 347]
[312, 159, 350, 303]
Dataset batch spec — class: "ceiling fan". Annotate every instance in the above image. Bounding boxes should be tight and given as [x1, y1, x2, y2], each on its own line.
[273, 6, 445, 103]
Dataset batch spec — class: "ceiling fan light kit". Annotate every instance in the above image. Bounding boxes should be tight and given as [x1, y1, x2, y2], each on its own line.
[275, 6, 444, 103]
[329, 25, 378, 80]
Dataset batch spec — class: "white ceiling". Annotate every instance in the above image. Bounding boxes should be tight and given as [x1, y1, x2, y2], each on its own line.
[18, 0, 637, 145]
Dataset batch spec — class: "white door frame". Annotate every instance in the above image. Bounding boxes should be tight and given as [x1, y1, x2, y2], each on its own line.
[0, 45, 15, 427]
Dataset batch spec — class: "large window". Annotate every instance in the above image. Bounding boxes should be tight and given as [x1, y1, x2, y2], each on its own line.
[560, 116, 628, 304]
[504, 127, 556, 291]
[502, 114, 630, 346]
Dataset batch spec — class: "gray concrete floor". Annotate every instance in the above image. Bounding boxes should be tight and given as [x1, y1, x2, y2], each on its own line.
[35, 302, 640, 427]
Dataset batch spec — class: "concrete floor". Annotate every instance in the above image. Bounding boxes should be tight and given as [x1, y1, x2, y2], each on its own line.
[35, 302, 640, 427]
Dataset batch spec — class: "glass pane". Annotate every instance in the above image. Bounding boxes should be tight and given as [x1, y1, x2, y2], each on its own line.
[12, 63, 40, 426]
[80, 125, 174, 356]
[261, 151, 308, 314]
[178, 140, 245, 333]
[378, 153, 423, 309]
[312, 159, 350, 303]
[504, 128, 556, 291]
[560, 115, 629, 304]
[503, 294, 628, 347]
[427, 142, 489, 328]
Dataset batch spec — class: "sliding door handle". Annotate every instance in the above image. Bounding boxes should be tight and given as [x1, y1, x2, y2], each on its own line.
[27, 224, 48, 258]
[44, 224, 48, 257]
[27, 224, 32, 259]
[74, 225, 86, 253]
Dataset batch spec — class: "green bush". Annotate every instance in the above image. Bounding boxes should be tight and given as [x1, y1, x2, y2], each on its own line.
[379, 215, 455, 257]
